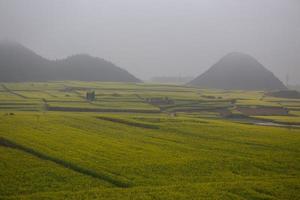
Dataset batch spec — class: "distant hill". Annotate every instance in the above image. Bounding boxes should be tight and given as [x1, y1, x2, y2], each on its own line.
[188, 52, 287, 91]
[0, 41, 140, 82]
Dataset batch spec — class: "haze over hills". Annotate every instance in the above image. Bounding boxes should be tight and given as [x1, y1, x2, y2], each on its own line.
[188, 52, 287, 91]
[0, 41, 140, 83]
[149, 76, 194, 84]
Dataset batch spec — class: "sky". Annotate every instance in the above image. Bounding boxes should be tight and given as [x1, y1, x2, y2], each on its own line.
[0, 0, 299, 84]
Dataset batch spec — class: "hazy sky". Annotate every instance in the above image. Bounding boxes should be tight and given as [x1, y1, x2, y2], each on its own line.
[0, 0, 299, 83]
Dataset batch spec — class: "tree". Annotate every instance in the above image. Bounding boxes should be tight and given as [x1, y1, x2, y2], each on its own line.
[86, 91, 96, 101]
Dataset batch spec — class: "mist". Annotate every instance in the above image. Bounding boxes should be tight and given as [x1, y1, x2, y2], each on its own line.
[0, 0, 299, 84]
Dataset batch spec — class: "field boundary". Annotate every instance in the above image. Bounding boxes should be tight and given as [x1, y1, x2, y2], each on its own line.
[1, 84, 28, 99]
[0, 137, 133, 188]
[97, 116, 160, 129]
[47, 106, 160, 113]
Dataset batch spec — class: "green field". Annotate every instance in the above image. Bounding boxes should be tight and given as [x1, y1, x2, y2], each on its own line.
[0, 82, 299, 199]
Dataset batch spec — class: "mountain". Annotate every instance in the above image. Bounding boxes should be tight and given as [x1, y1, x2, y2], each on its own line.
[0, 41, 140, 82]
[51, 54, 140, 82]
[188, 52, 287, 90]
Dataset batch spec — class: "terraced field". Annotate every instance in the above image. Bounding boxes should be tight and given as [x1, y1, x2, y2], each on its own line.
[0, 82, 299, 199]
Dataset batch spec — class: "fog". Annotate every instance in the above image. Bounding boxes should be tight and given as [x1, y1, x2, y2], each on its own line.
[0, 0, 299, 84]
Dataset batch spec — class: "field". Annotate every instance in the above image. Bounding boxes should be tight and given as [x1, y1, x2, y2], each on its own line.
[0, 81, 299, 199]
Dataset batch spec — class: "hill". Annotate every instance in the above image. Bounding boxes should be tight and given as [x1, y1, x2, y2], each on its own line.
[188, 52, 287, 90]
[0, 41, 140, 82]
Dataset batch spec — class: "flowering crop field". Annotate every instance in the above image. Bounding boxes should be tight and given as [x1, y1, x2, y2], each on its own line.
[0, 82, 299, 199]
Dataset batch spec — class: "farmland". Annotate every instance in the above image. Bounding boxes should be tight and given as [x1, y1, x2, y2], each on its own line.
[0, 81, 299, 199]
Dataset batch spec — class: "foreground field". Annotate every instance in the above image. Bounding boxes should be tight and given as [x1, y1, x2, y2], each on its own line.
[0, 82, 299, 199]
